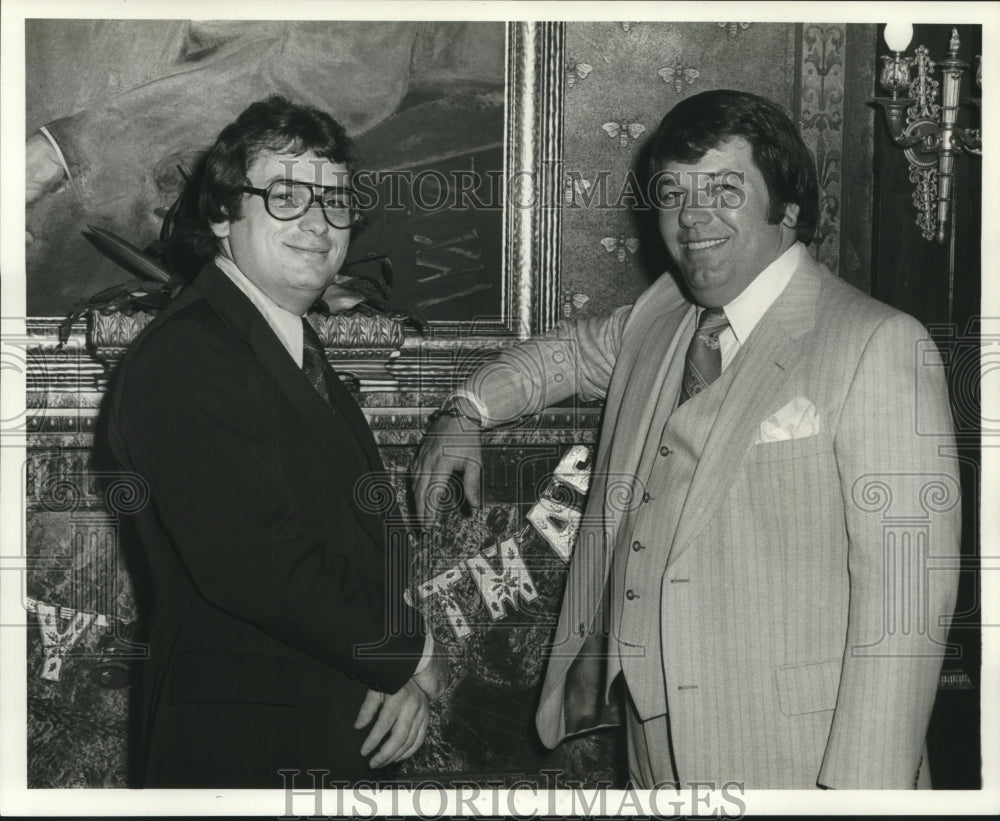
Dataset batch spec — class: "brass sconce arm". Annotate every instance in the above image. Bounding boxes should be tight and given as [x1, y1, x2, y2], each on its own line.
[871, 28, 982, 244]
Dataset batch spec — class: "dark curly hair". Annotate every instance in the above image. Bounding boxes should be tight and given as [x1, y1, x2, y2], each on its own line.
[647, 89, 818, 245]
[164, 95, 354, 275]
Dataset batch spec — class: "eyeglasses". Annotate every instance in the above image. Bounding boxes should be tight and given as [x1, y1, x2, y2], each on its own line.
[240, 179, 360, 229]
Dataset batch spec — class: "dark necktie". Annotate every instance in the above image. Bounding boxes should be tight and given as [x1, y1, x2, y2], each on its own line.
[301, 317, 332, 406]
[301, 315, 386, 472]
[678, 307, 730, 405]
[300, 316, 393, 509]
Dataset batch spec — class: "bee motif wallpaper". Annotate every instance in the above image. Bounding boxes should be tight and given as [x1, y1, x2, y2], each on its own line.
[557, 21, 868, 323]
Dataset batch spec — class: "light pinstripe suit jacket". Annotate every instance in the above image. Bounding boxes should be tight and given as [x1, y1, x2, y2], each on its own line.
[466, 250, 960, 788]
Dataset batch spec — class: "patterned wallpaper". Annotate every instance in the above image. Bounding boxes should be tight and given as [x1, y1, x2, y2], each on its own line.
[799, 24, 848, 275]
[559, 21, 850, 320]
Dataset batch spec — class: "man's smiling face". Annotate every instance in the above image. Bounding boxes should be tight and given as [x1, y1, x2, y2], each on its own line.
[655, 137, 798, 308]
[211, 150, 351, 313]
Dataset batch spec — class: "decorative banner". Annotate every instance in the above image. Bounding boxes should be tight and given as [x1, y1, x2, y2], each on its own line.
[418, 566, 474, 640]
[35, 602, 96, 682]
[420, 446, 594, 640]
[526, 444, 592, 560]
[526, 497, 582, 562]
[28, 597, 126, 681]
[549, 444, 592, 495]
[467, 538, 539, 621]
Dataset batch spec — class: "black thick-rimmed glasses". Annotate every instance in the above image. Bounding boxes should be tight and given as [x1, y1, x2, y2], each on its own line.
[240, 179, 361, 229]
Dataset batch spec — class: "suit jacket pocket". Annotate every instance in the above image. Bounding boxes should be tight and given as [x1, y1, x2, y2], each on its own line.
[746, 431, 826, 463]
[170, 649, 299, 707]
[774, 657, 841, 716]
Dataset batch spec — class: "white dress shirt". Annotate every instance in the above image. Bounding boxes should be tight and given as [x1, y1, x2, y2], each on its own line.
[216, 254, 306, 365]
[699, 241, 803, 372]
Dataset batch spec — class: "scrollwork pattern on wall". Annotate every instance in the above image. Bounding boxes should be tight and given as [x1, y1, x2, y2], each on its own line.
[800, 24, 846, 273]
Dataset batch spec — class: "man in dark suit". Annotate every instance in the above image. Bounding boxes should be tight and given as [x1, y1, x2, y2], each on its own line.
[107, 96, 445, 788]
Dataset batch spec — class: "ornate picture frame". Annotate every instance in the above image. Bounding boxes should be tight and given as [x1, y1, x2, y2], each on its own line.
[32, 22, 567, 393]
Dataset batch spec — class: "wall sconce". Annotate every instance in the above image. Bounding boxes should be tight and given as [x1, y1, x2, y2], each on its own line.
[871, 25, 982, 244]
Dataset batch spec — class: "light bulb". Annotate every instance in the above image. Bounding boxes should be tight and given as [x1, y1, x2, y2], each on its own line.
[883, 23, 913, 53]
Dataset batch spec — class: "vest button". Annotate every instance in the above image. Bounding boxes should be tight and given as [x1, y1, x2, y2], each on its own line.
[632, 540, 644, 551]
[625, 589, 639, 600]
[642, 491, 653, 503]
[659, 445, 672, 456]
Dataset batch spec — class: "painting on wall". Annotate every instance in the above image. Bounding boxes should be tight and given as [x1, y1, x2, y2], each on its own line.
[25, 20, 563, 333]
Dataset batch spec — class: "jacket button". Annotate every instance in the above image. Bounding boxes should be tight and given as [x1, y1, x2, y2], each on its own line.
[642, 491, 653, 503]
[659, 445, 672, 456]
[578, 622, 586, 636]
[632, 540, 644, 551]
[625, 589, 639, 600]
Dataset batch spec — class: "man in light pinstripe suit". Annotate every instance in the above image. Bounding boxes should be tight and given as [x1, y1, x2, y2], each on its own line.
[415, 90, 960, 789]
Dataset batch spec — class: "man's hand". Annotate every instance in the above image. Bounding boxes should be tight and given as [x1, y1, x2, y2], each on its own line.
[354, 679, 429, 768]
[26, 132, 66, 206]
[412, 412, 484, 525]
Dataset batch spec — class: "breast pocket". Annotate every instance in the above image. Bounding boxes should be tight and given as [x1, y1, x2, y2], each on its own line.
[745, 431, 827, 464]
[744, 432, 837, 520]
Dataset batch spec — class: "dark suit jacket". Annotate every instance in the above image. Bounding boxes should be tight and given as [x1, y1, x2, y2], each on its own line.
[106, 263, 425, 787]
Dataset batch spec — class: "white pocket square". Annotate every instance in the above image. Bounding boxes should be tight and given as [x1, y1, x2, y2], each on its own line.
[754, 396, 821, 443]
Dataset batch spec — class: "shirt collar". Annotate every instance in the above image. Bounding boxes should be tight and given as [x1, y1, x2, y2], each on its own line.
[714, 242, 803, 346]
[215, 254, 306, 367]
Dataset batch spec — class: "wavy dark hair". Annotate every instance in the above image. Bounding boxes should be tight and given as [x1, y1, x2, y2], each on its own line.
[164, 95, 354, 275]
[647, 89, 818, 245]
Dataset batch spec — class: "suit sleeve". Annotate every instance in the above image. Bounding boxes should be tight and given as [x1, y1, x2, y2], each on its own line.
[111, 322, 423, 694]
[460, 305, 632, 427]
[820, 313, 961, 788]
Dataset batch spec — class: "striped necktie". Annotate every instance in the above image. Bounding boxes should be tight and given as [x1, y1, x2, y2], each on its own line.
[678, 307, 730, 405]
[301, 317, 332, 406]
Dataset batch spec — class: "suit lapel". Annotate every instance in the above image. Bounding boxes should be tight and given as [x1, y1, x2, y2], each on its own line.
[668, 257, 822, 565]
[599, 289, 692, 537]
[194, 264, 386, 547]
[316, 353, 384, 472]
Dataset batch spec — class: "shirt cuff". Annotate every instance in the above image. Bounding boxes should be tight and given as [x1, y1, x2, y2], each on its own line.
[413, 630, 435, 675]
[38, 126, 73, 185]
[448, 389, 490, 427]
